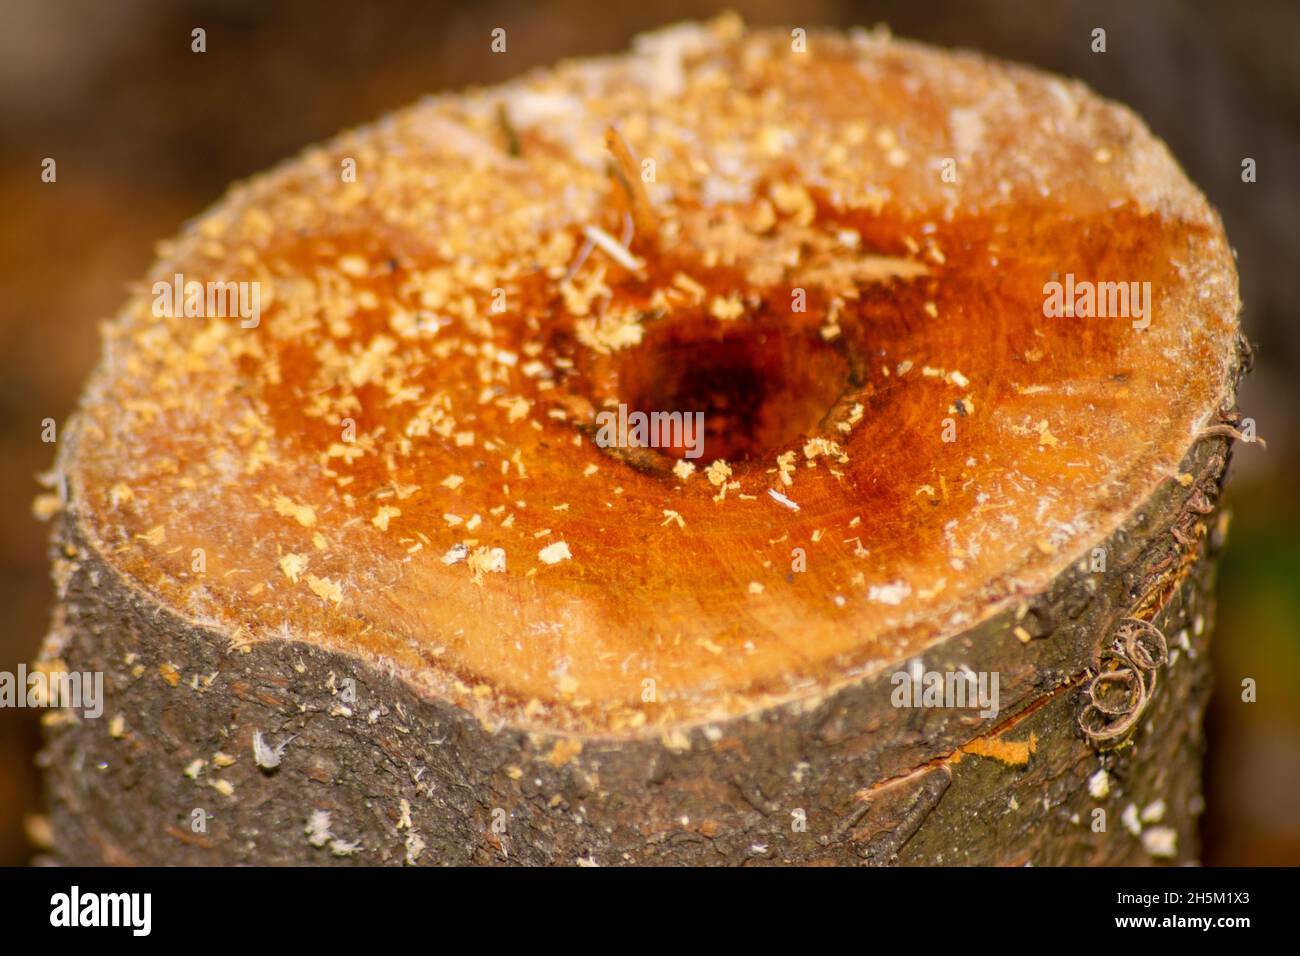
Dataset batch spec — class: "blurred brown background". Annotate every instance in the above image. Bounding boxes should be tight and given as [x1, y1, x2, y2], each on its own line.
[1, 0, 1297, 865]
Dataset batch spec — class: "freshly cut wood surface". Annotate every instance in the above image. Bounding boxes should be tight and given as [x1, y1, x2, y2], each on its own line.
[60, 16, 1238, 747]
[40, 17, 1249, 867]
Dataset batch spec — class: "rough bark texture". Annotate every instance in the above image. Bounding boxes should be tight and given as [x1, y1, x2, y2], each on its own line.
[39, 429, 1236, 866]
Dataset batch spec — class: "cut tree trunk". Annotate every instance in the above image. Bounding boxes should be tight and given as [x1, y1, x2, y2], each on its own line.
[36, 18, 1248, 865]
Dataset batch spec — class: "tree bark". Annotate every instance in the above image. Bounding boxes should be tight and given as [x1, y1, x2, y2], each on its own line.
[40, 424, 1240, 865]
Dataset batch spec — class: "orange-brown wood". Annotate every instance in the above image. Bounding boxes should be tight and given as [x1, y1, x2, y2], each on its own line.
[60, 17, 1239, 741]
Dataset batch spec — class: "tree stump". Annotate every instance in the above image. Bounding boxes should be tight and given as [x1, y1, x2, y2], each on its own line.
[39, 18, 1247, 865]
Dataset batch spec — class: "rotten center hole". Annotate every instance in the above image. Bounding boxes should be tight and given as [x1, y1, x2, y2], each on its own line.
[614, 315, 854, 464]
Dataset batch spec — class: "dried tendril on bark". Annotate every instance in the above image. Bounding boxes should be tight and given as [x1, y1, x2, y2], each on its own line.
[1079, 617, 1168, 749]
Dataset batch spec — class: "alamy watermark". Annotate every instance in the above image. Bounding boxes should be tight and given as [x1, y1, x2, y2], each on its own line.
[50, 886, 151, 936]
[152, 272, 261, 328]
[891, 660, 1000, 719]
[594, 403, 705, 459]
[1043, 273, 1151, 330]
[1, 664, 103, 719]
